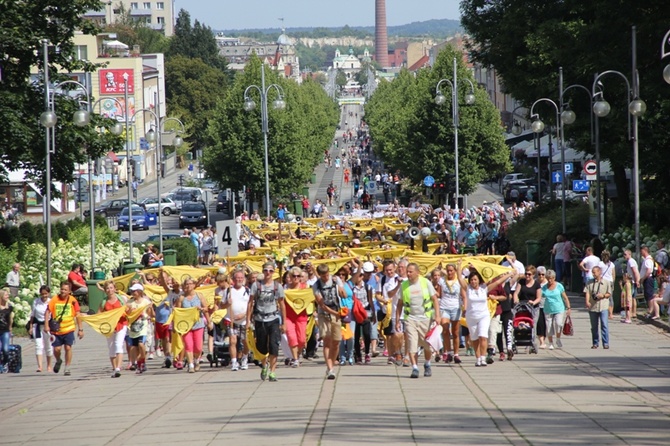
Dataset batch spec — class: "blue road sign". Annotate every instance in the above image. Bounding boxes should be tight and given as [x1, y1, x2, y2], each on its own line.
[366, 181, 377, 193]
[564, 163, 574, 174]
[552, 171, 563, 183]
[424, 176, 435, 187]
[572, 180, 590, 192]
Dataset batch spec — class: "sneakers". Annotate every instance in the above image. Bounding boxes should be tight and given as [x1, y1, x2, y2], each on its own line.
[194, 362, 200, 372]
[395, 354, 403, 367]
[148, 353, 154, 360]
[475, 357, 481, 367]
[364, 354, 371, 364]
[141, 361, 147, 373]
[453, 354, 462, 364]
[499, 352, 506, 361]
[339, 358, 346, 366]
[371, 351, 380, 358]
[206, 353, 214, 364]
[54, 358, 63, 374]
[112, 369, 121, 378]
[507, 349, 514, 361]
[64, 368, 71, 376]
[348, 357, 354, 366]
[486, 354, 494, 365]
[175, 361, 184, 370]
[240, 357, 249, 370]
[382, 350, 389, 357]
[446, 353, 454, 363]
[129, 363, 137, 371]
[260, 364, 269, 381]
[164, 358, 172, 369]
[268, 372, 277, 382]
[402, 357, 410, 368]
[410, 368, 419, 378]
[549, 344, 554, 350]
[290, 359, 300, 368]
[466, 347, 475, 356]
[231, 362, 240, 372]
[188, 364, 195, 373]
[480, 357, 487, 367]
[327, 369, 336, 380]
[423, 364, 432, 377]
[556, 338, 563, 348]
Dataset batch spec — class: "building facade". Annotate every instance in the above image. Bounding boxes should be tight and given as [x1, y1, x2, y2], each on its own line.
[82, 0, 176, 36]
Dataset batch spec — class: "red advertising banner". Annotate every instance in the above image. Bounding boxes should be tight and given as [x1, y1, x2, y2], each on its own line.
[99, 69, 134, 95]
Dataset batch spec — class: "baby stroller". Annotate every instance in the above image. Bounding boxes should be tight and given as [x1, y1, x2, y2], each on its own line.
[512, 302, 538, 354]
[208, 321, 231, 367]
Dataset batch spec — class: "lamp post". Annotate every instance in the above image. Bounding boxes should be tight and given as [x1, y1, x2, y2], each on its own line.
[40, 39, 92, 286]
[146, 116, 185, 253]
[557, 71, 596, 232]
[662, 28, 670, 84]
[435, 57, 476, 209]
[591, 26, 645, 257]
[120, 72, 135, 262]
[529, 98, 564, 233]
[243, 63, 286, 218]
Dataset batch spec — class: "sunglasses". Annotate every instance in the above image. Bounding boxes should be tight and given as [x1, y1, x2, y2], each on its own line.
[263, 269, 274, 273]
[292, 274, 301, 278]
[538, 273, 545, 276]
[525, 272, 532, 276]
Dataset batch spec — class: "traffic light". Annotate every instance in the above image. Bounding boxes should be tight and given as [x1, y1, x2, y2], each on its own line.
[444, 173, 456, 194]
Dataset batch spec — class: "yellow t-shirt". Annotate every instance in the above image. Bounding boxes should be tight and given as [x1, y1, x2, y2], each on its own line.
[48, 295, 80, 335]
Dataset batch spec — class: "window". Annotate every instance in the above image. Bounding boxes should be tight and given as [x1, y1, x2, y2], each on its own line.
[143, 2, 151, 9]
[130, 2, 138, 9]
[156, 2, 164, 10]
[73, 45, 88, 61]
[157, 16, 165, 25]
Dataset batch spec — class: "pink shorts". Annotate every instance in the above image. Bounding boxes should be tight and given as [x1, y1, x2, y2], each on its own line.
[285, 317, 307, 349]
[182, 327, 204, 353]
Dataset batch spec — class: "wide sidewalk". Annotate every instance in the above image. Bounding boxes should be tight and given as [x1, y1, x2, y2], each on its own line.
[2, 293, 669, 446]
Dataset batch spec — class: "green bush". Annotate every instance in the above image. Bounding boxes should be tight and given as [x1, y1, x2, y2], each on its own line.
[506, 201, 591, 266]
[163, 237, 197, 266]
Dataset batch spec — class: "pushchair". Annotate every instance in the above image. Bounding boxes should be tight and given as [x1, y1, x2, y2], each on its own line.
[512, 302, 538, 354]
[208, 321, 231, 367]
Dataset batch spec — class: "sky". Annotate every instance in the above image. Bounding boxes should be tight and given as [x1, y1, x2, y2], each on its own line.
[174, 0, 461, 31]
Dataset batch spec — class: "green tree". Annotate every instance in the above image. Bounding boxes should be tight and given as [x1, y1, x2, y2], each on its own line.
[203, 57, 338, 210]
[0, 0, 124, 191]
[365, 47, 511, 194]
[169, 9, 228, 72]
[460, 0, 670, 228]
[165, 55, 228, 152]
[335, 69, 348, 88]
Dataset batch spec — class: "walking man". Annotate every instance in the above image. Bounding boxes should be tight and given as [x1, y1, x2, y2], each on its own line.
[247, 262, 286, 382]
[313, 264, 346, 380]
[585, 266, 612, 349]
[395, 263, 440, 378]
[45, 282, 84, 376]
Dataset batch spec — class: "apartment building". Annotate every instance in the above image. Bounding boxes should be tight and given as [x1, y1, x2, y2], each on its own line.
[83, 0, 176, 36]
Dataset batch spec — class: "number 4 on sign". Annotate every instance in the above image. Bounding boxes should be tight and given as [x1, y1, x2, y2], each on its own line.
[216, 220, 238, 257]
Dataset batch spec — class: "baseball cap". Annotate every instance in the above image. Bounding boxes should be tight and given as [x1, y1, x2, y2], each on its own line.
[362, 261, 375, 273]
[301, 249, 311, 255]
[352, 238, 361, 244]
[129, 283, 144, 292]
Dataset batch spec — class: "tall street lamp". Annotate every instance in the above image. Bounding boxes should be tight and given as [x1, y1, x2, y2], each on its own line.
[146, 116, 185, 253]
[529, 98, 565, 233]
[510, 104, 546, 200]
[557, 71, 596, 230]
[435, 57, 475, 209]
[243, 63, 286, 217]
[40, 39, 92, 286]
[591, 26, 645, 257]
[120, 72, 135, 262]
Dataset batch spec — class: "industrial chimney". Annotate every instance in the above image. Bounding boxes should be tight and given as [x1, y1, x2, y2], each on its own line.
[375, 0, 389, 67]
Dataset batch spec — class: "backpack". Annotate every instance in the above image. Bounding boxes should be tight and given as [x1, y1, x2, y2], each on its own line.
[656, 249, 669, 269]
[252, 280, 280, 317]
[316, 279, 341, 312]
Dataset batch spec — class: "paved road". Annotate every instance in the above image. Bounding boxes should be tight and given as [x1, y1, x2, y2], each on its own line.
[2, 294, 668, 445]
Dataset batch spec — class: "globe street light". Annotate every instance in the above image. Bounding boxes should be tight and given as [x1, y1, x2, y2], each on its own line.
[40, 40, 92, 286]
[529, 98, 564, 233]
[243, 63, 286, 217]
[435, 57, 476, 209]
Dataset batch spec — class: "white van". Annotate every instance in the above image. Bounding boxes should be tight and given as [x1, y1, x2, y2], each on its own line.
[502, 173, 529, 189]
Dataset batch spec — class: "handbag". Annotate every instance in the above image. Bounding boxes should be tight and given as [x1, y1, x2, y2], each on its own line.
[352, 297, 368, 324]
[562, 314, 574, 336]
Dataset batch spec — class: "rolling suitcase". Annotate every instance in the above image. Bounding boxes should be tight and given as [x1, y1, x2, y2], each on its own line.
[7, 337, 22, 373]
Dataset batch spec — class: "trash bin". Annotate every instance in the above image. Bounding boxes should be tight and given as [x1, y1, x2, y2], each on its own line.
[91, 268, 106, 281]
[525, 240, 542, 267]
[292, 199, 302, 215]
[163, 249, 177, 266]
[310, 173, 317, 184]
[570, 260, 584, 293]
[302, 186, 310, 198]
[121, 263, 143, 276]
[86, 280, 105, 315]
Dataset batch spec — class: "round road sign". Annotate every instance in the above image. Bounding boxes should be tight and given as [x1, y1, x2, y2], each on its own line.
[583, 160, 597, 175]
[424, 176, 435, 187]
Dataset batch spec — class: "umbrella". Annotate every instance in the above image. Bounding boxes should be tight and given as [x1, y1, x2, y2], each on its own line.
[103, 40, 129, 50]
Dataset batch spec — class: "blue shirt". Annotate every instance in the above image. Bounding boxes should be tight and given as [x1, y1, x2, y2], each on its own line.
[277, 208, 286, 220]
[542, 282, 567, 315]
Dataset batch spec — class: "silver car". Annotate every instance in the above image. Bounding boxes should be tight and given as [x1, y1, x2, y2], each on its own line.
[140, 197, 176, 216]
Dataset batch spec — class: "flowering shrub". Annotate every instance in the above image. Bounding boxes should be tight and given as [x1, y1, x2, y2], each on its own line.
[600, 225, 661, 260]
[11, 296, 31, 328]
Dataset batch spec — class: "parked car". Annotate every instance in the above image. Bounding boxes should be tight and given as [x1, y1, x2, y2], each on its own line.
[520, 178, 549, 193]
[179, 201, 209, 229]
[504, 182, 536, 204]
[84, 199, 145, 218]
[171, 187, 203, 211]
[502, 173, 531, 189]
[140, 196, 176, 216]
[146, 233, 182, 243]
[117, 206, 150, 231]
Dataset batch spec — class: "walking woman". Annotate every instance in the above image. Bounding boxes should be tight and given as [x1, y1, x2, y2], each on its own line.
[177, 278, 209, 373]
[284, 266, 308, 367]
[541, 269, 571, 350]
[29, 285, 53, 372]
[99, 281, 127, 378]
[336, 266, 355, 365]
[0, 290, 14, 373]
[434, 265, 463, 364]
[351, 269, 375, 364]
[457, 261, 515, 367]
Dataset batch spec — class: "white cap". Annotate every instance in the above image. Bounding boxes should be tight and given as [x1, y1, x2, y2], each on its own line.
[352, 238, 361, 244]
[362, 261, 375, 273]
[129, 283, 144, 292]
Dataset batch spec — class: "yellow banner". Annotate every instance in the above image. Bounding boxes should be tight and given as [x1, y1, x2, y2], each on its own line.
[126, 300, 151, 324]
[309, 256, 356, 274]
[466, 258, 513, 283]
[246, 326, 268, 360]
[284, 288, 315, 315]
[144, 284, 168, 305]
[168, 307, 201, 358]
[78, 306, 126, 338]
[211, 309, 228, 324]
[111, 272, 138, 293]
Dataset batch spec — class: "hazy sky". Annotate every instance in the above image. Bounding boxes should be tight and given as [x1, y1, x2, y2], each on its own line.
[174, 0, 461, 31]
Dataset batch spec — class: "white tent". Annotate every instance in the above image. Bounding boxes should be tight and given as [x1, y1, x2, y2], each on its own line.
[103, 40, 129, 49]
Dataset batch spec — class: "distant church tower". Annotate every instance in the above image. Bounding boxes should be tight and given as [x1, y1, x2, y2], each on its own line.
[375, 0, 389, 67]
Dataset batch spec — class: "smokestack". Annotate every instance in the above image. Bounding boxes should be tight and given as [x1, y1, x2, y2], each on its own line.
[375, 0, 389, 67]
